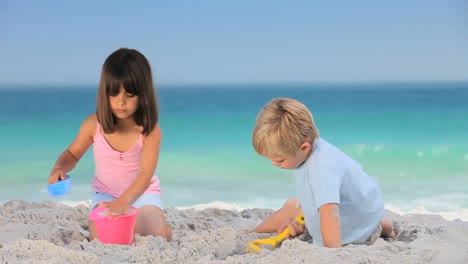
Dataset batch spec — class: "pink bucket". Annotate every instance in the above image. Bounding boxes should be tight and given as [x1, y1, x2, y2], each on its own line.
[89, 206, 139, 245]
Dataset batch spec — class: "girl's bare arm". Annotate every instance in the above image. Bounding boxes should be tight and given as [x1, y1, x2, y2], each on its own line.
[123, 125, 161, 202]
[48, 114, 95, 184]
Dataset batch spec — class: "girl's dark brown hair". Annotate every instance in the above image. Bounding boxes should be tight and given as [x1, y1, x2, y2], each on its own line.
[96, 48, 158, 135]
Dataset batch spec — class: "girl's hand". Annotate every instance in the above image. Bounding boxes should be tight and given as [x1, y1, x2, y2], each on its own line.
[48, 169, 67, 185]
[277, 217, 305, 238]
[98, 199, 131, 216]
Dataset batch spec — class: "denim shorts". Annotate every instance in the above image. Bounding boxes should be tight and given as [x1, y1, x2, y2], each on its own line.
[90, 192, 163, 212]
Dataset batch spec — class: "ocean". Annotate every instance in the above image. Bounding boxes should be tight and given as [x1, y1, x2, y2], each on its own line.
[1, 82, 467, 212]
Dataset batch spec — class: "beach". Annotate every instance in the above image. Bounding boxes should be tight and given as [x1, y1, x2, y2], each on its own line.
[2, 1, 468, 262]
[1, 84, 467, 263]
[0, 200, 467, 264]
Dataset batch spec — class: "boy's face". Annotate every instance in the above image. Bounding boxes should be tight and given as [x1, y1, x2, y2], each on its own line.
[266, 142, 311, 169]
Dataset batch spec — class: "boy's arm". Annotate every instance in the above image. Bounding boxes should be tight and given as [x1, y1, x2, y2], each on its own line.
[318, 203, 341, 247]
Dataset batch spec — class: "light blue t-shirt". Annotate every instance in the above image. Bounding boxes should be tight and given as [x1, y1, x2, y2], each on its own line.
[294, 138, 384, 246]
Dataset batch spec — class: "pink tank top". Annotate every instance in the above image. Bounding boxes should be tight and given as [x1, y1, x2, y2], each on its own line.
[92, 122, 162, 197]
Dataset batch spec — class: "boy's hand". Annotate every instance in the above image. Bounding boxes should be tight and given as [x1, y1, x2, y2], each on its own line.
[48, 169, 67, 185]
[277, 217, 305, 238]
[98, 199, 131, 216]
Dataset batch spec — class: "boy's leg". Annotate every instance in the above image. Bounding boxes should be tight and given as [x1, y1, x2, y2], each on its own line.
[250, 198, 302, 233]
[381, 219, 399, 239]
[133, 193, 172, 240]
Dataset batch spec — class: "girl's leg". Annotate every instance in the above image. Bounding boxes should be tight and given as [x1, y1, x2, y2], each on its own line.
[88, 220, 97, 241]
[89, 206, 171, 241]
[88, 192, 172, 241]
[88, 192, 115, 241]
[135, 205, 172, 240]
[132, 193, 172, 240]
[250, 198, 302, 233]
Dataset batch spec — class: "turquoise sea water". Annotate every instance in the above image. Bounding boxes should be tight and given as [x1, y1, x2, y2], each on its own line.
[1, 82, 467, 211]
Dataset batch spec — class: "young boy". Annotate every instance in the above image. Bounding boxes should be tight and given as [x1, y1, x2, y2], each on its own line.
[250, 98, 397, 247]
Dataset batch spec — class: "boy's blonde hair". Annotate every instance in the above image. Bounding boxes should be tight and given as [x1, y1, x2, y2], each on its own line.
[252, 98, 319, 157]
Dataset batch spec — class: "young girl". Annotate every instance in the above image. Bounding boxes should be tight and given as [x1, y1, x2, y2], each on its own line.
[48, 48, 172, 241]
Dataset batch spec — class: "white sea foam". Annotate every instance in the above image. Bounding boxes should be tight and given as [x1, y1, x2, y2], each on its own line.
[59, 199, 468, 222]
[386, 205, 468, 222]
[176, 201, 468, 222]
[62, 200, 91, 208]
[175, 201, 246, 211]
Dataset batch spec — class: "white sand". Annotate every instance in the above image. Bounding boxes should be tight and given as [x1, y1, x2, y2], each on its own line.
[1, 200, 467, 264]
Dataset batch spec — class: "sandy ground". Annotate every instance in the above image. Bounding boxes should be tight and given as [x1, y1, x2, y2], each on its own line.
[1, 200, 467, 264]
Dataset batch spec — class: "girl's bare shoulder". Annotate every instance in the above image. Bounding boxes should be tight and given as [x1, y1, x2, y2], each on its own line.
[80, 113, 97, 137]
[142, 124, 162, 143]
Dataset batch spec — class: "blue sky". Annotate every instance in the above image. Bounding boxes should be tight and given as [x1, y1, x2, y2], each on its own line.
[1, 1, 467, 85]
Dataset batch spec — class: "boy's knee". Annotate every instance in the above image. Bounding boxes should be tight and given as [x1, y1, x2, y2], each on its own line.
[283, 198, 299, 210]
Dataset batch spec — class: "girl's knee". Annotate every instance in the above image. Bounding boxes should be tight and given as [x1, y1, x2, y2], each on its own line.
[162, 224, 172, 241]
[135, 205, 172, 240]
[152, 223, 172, 240]
[141, 223, 172, 240]
[88, 220, 97, 241]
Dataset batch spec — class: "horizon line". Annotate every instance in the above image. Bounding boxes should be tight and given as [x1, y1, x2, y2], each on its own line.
[1, 79, 468, 88]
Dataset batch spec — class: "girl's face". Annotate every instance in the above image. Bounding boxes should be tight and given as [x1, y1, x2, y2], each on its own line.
[109, 87, 139, 120]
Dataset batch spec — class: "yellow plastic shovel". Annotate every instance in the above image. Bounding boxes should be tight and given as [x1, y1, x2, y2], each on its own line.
[246, 214, 305, 253]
